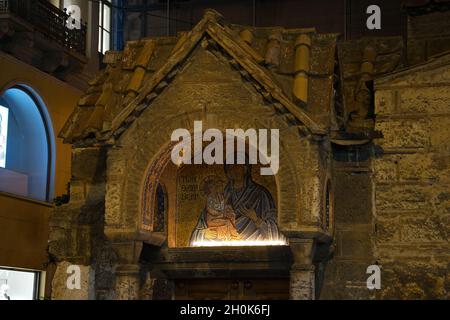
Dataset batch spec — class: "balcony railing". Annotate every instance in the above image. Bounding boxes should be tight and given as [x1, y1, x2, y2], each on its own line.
[0, 0, 87, 56]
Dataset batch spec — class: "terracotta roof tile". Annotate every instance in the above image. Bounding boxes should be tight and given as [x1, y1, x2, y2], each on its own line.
[60, 9, 338, 144]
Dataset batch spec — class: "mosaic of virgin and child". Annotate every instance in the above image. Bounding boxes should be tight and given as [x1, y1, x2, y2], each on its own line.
[189, 164, 286, 245]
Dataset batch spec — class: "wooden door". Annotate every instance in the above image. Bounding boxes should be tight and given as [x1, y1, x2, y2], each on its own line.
[174, 278, 289, 300]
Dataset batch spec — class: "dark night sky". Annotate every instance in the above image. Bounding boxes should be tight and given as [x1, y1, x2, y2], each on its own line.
[167, 0, 406, 39]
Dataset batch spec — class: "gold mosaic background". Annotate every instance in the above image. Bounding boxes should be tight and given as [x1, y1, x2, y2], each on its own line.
[175, 164, 278, 247]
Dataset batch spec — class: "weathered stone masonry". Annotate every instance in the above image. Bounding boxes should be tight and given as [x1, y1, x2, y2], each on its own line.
[47, 8, 449, 300]
[372, 54, 450, 299]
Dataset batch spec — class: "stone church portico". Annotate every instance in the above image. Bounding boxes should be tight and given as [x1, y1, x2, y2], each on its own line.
[48, 9, 421, 300]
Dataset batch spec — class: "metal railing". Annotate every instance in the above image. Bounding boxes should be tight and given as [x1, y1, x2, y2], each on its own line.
[0, 0, 8, 13]
[0, 0, 87, 55]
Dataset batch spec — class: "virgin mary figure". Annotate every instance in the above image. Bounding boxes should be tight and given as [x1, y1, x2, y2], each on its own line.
[189, 164, 286, 245]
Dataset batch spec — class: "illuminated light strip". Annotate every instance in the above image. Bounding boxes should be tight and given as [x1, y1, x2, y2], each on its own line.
[191, 240, 288, 247]
[0, 105, 9, 169]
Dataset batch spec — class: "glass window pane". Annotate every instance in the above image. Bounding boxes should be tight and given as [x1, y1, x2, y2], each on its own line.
[0, 88, 51, 202]
[0, 268, 37, 300]
[98, 27, 103, 53]
[103, 5, 111, 32]
[99, 3, 103, 27]
[103, 31, 110, 54]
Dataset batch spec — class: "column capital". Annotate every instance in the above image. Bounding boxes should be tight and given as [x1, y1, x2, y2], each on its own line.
[111, 240, 143, 265]
[290, 263, 316, 272]
[115, 263, 141, 275]
[289, 238, 316, 266]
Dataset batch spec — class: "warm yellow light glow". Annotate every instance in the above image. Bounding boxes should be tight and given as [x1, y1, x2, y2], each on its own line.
[191, 240, 288, 247]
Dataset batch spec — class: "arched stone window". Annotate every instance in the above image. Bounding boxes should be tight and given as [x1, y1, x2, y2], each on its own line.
[0, 85, 55, 202]
[153, 183, 167, 233]
[323, 180, 333, 233]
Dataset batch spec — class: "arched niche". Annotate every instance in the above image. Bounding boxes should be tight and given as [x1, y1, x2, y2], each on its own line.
[139, 134, 289, 248]
[105, 109, 327, 246]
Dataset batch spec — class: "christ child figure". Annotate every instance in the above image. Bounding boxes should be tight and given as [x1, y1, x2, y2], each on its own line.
[203, 178, 241, 241]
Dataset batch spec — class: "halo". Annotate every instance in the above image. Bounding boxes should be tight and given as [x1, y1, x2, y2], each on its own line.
[199, 175, 226, 198]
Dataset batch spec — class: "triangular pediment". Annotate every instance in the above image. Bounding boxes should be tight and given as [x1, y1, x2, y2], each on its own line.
[60, 9, 331, 145]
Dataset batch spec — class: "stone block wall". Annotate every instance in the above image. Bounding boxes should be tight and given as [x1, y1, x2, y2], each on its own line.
[49, 147, 117, 300]
[372, 67, 450, 299]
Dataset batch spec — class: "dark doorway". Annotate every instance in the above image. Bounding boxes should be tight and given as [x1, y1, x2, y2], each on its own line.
[174, 278, 289, 300]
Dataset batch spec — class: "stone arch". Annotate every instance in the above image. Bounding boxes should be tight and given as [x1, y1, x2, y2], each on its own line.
[140, 141, 176, 232]
[107, 109, 307, 241]
[140, 129, 282, 236]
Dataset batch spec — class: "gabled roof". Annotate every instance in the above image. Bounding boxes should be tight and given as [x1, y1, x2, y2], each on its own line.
[60, 9, 338, 144]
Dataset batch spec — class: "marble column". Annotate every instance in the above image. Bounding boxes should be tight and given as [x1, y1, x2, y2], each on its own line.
[111, 241, 143, 300]
[289, 238, 316, 300]
[140, 271, 156, 300]
[115, 264, 141, 300]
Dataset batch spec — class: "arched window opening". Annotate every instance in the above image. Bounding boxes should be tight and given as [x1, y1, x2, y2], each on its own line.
[0, 85, 55, 202]
[323, 180, 333, 233]
[153, 183, 167, 233]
